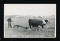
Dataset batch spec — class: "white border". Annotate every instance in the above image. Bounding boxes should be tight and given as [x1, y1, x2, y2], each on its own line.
[55, 4, 56, 37]
[4, 4, 56, 38]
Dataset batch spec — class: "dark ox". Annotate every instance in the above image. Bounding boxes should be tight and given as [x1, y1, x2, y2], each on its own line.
[28, 19, 49, 29]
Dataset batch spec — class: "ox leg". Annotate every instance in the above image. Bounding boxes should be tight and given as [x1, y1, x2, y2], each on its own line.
[36, 26, 39, 31]
[37, 27, 39, 31]
[30, 25, 31, 29]
[29, 24, 31, 29]
[41, 25, 44, 29]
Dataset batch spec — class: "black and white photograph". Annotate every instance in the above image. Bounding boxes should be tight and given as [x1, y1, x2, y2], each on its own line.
[4, 4, 56, 38]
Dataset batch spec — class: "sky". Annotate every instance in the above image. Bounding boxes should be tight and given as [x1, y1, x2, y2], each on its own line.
[4, 4, 56, 17]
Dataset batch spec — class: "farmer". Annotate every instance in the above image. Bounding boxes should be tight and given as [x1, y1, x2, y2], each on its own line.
[7, 17, 12, 28]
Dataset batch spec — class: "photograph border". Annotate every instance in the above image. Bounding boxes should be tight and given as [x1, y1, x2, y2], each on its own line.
[0, 0, 58, 41]
[4, 3, 56, 38]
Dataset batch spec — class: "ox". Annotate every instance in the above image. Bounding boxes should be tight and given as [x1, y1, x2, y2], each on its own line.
[28, 19, 50, 30]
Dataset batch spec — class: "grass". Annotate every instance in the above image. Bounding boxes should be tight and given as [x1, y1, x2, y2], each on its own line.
[4, 16, 56, 38]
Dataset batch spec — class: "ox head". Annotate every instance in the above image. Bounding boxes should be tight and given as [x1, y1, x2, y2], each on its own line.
[42, 19, 50, 24]
[45, 19, 50, 23]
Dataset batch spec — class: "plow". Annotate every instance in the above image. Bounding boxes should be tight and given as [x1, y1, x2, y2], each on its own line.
[13, 25, 29, 29]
